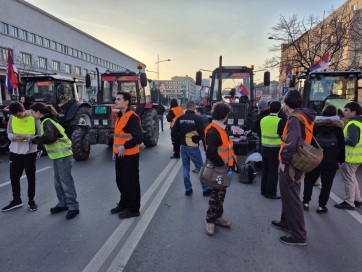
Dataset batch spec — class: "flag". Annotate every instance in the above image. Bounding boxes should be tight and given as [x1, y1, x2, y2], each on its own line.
[279, 63, 284, 75]
[285, 64, 292, 77]
[6, 49, 19, 90]
[310, 52, 329, 72]
[236, 83, 249, 96]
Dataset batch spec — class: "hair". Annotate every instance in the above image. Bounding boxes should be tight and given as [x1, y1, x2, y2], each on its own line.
[170, 98, 178, 108]
[186, 100, 195, 110]
[344, 102, 362, 116]
[321, 104, 338, 117]
[196, 107, 204, 115]
[283, 89, 303, 109]
[211, 101, 232, 121]
[30, 102, 58, 116]
[9, 101, 25, 115]
[116, 91, 131, 105]
[229, 88, 236, 97]
[269, 101, 281, 114]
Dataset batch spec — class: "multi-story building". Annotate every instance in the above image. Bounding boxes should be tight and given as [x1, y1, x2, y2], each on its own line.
[0, 0, 145, 104]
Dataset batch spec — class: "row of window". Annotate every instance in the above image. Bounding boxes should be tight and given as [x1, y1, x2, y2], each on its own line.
[1, 21, 125, 71]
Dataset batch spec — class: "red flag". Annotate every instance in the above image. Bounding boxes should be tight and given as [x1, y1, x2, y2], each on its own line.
[6, 49, 18, 90]
[237, 83, 249, 96]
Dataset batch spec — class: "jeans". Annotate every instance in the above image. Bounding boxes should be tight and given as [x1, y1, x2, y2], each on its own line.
[53, 155, 79, 210]
[158, 115, 164, 131]
[180, 145, 208, 192]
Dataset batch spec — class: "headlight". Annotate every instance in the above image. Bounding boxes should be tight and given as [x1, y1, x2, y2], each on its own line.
[102, 119, 108, 126]
[94, 119, 99, 126]
[237, 119, 244, 125]
[227, 119, 234, 125]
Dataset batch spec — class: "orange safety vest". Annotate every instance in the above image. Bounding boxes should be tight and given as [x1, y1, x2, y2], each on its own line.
[205, 123, 236, 166]
[279, 113, 313, 160]
[113, 110, 141, 155]
[170, 106, 184, 128]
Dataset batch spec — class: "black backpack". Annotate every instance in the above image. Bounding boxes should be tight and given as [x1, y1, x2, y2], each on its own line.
[314, 129, 338, 164]
[238, 163, 256, 184]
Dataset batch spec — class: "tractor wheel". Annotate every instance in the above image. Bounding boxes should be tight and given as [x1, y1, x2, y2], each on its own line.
[71, 127, 90, 161]
[142, 108, 159, 147]
[247, 107, 258, 128]
[71, 107, 92, 127]
[0, 137, 10, 154]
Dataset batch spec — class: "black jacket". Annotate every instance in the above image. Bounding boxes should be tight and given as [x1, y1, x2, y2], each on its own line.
[205, 126, 225, 167]
[33, 113, 62, 148]
[116, 109, 143, 150]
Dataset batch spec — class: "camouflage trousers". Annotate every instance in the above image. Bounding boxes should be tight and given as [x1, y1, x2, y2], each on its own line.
[206, 188, 227, 223]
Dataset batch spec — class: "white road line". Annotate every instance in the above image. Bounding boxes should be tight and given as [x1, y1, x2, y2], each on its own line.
[0, 166, 52, 188]
[82, 159, 180, 272]
[107, 160, 182, 272]
[329, 191, 362, 224]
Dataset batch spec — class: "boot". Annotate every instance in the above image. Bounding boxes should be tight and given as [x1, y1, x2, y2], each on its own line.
[206, 223, 215, 236]
[215, 216, 231, 227]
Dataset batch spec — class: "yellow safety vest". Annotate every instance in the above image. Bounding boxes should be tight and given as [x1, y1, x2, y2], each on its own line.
[260, 115, 282, 148]
[12, 116, 36, 135]
[344, 120, 362, 163]
[41, 118, 73, 159]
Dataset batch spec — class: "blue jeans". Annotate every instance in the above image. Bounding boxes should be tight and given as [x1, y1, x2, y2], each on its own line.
[158, 115, 164, 130]
[53, 155, 79, 210]
[180, 145, 209, 192]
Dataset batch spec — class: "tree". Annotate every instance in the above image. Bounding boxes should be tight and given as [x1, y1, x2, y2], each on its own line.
[265, 5, 362, 75]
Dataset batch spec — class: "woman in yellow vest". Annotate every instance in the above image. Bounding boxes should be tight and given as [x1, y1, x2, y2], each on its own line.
[30, 103, 79, 220]
[205, 102, 234, 236]
[2, 102, 41, 212]
[166, 98, 184, 158]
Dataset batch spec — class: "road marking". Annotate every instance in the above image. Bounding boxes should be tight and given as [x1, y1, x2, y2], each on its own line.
[329, 191, 362, 224]
[0, 166, 52, 188]
[82, 159, 180, 272]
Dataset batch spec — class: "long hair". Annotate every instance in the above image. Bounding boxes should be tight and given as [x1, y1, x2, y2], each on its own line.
[30, 102, 58, 116]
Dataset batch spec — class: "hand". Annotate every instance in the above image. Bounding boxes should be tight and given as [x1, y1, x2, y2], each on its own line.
[244, 130, 251, 136]
[117, 145, 125, 157]
[280, 162, 285, 172]
[14, 135, 25, 142]
[112, 152, 116, 160]
[36, 150, 43, 160]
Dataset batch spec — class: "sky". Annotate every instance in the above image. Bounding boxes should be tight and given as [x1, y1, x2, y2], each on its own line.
[25, 0, 345, 83]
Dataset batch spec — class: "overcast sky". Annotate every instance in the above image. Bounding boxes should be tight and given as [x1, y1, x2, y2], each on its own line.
[25, 0, 345, 82]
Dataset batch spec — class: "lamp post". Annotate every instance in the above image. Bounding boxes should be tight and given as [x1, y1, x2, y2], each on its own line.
[146, 70, 158, 80]
[155, 54, 171, 81]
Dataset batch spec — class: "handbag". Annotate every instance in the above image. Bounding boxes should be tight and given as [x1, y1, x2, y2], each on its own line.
[200, 159, 232, 189]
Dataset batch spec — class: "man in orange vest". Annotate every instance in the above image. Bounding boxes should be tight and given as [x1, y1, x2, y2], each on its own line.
[111, 91, 143, 219]
[167, 98, 184, 158]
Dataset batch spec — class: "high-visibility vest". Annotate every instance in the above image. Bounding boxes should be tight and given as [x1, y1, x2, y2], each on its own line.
[260, 115, 282, 148]
[205, 122, 235, 166]
[113, 110, 141, 155]
[41, 118, 73, 160]
[344, 120, 362, 163]
[279, 113, 313, 160]
[170, 106, 184, 128]
[12, 115, 36, 136]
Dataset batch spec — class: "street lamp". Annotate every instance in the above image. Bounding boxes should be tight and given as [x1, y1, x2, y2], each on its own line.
[155, 54, 171, 81]
[146, 70, 158, 79]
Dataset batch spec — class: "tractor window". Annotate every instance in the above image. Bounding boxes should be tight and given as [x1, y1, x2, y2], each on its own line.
[309, 76, 356, 101]
[102, 81, 137, 104]
[211, 71, 251, 101]
[25, 81, 55, 104]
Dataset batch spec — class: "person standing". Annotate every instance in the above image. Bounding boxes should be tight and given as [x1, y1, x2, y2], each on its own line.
[30, 103, 79, 220]
[205, 102, 234, 236]
[260, 101, 285, 199]
[195, 106, 209, 165]
[303, 105, 345, 213]
[2, 102, 40, 212]
[271, 89, 316, 246]
[171, 101, 210, 196]
[167, 98, 184, 158]
[334, 102, 362, 210]
[156, 103, 166, 131]
[111, 92, 143, 219]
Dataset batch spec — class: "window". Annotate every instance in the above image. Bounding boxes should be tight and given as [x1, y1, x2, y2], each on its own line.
[75, 66, 81, 75]
[11, 26, 19, 38]
[56, 43, 63, 52]
[73, 49, 78, 57]
[37, 36, 44, 46]
[90, 55, 94, 63]
[21, 53, 32, 65]
[28, 33, 36, 43]
[44, 38, 50, 48]
[63, 45, 68, 54]
[0, 47, 7, 61]
[20, 29, 27, 40]
[50, 41, 56, 50]
[68, 47, 73, 56]
[52, 60, 60, 71]
[65, 63, 71, 74]
[38, 57, 47, 69]
[2, 23, 9, 34]
[94, 57, 98, 64]
[90, 71, 96, 79]
[83, 68, 88, 76]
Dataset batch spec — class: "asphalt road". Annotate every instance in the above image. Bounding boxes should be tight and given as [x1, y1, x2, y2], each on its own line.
[0, 127, 362, 272]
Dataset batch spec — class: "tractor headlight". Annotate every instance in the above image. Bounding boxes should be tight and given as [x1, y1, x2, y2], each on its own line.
[237, 119, 244, 125]
[102, 119, 108, 126]
[94, 119, 99, 126]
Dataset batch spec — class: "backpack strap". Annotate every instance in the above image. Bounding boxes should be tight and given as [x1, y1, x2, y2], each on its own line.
[291, 114, 321, 149]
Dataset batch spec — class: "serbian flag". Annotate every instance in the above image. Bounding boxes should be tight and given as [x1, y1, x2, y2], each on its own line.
[237, 83, 249, 96]
[6, 49, 19, 90]
[310, 52, 329, 72]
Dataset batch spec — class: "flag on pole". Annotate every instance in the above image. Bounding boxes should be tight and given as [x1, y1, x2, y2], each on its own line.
[310, 52, 329, 72]
[285, 64, 292, 77]
[236, 83, 249, 96]
[6, 48, 19, 90]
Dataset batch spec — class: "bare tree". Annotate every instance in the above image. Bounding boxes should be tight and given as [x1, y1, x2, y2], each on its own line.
[265, 4, 362, 75]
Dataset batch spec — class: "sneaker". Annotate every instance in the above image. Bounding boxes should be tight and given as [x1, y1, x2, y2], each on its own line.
[192, 169, 200, 173]
[203, 188, 212, 196]
[334, 201, 355, 210]
[354, 201, 362, 207]
[206, 223, 215, 236]
[280, 236, 307, 246]
[110, 204, 126, 214]
[2, 200, 23, 212]
[66, 209, 79, 220]
[28, 201, 38, 211]
[50, 206, 68, 214]
[303, 203, 309, 211]
[118, 210, 140, 219]
[271, 220, 292, 233]
[185, 189, 193, 196]
[316, 206, 328, 214]
[215, 216, 231, 227]
[170, 155, 180, 159]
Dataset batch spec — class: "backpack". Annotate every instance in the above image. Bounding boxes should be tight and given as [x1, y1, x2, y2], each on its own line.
[238, 163, 256, 184]
[314, 129, 338, 164]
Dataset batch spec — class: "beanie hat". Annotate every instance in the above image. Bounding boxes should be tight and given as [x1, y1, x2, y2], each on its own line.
[257, 100, 268, 108]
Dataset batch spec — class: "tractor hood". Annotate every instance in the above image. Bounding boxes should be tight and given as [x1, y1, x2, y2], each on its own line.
[325, 98, 353, 112]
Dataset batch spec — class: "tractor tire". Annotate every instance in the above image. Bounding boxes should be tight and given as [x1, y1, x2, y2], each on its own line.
[247, 107, 258, 128]
[0, 138, 10, 154]
[142, 108, 159, 147]
[71, 127, 90, 161]
[70, 106, 92, 127]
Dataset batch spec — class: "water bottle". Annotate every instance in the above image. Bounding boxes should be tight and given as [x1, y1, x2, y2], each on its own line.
[227, 167, 233, 178]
